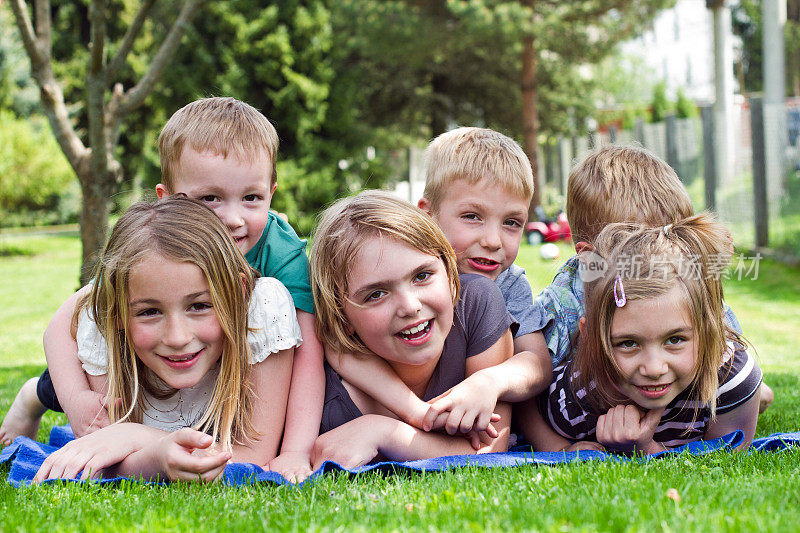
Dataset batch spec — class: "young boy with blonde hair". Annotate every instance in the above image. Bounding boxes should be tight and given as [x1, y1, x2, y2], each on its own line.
[531, 144, 771, 413]
[326, 127, 553, 439]
[0, 97, 325, 481]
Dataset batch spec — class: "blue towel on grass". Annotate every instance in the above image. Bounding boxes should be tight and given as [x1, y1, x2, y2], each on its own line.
[2, 425, 797, 487]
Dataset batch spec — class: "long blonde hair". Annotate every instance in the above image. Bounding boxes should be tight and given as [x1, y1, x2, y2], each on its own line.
[574, 212, 737, 418]
[310, 190, 460, 356]
[78, 195, 257, 450]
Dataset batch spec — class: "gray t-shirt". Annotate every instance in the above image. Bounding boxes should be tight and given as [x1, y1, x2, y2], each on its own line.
[320, 274, 516, 434]
[495, 263, 543, 338]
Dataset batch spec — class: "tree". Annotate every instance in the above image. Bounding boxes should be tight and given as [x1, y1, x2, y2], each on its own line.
[466, 0, 676, 211]
[329, 0, 675, 211]
[733, 0, 800, 97]
[8, 0, 206, 283]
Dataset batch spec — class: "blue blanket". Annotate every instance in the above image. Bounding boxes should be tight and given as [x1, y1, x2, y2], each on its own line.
[2, 425, 798, 487]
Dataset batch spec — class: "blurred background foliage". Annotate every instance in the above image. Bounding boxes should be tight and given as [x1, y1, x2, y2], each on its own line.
[8, 0, 775, 237]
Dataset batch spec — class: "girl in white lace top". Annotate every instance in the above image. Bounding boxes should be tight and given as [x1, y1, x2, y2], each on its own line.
[35, 196, 301, 483]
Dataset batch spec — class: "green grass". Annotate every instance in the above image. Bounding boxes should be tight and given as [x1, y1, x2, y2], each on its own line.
[2, 234, 800, 531]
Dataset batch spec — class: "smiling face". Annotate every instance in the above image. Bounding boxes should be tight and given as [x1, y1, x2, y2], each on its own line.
[126, 253, 225, 390]
[421, 178, 528, 281]
[156, 147, 275, 255]
[342, 237, 454, 383]
[610, 285, 699, 410]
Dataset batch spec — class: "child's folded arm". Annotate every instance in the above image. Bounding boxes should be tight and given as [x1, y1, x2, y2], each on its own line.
[423, 329, 514, 437]
[325, 345, 432, 429]
[516, 396, 578, 452]
[311, 404, 511, 470]
[490, 331, 553, 402]
[232, 347, 294, 466]
[269, 310, 324, 481]
[43, 286, 109, 437]
[703, 392, 760, 451]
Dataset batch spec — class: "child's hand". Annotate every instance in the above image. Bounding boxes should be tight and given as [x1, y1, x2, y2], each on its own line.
[68, 391, 113, 437]
[268, 451, 313, 483]
[34, 423, 142, 482]
[311, 416, 387, 470]
[423, 372, 500, 437]
[155, 428, 231, 482]
[398, 396, 441, 432]
[596, 405, 664, 454]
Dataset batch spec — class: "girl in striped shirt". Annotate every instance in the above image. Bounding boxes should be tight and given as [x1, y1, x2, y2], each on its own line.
[521, 213, 761, 454]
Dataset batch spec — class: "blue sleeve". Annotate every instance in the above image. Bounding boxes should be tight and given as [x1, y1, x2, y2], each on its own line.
[531, 285, 581, 367]
[496, 265, 543, 338]
[722, 302, 743, 335]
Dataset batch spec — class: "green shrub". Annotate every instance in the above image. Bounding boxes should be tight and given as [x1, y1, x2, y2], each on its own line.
[675, 88, 697, 119]
[649, 81, 670, 123]
[0, 111, 78, 227]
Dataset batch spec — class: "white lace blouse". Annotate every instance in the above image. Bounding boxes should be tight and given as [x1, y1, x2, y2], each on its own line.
[75, 277, 303, 432]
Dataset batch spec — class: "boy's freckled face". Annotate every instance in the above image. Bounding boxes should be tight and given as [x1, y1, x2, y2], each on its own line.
[422, 179, 528, 281]
[157, 148, 275, 255]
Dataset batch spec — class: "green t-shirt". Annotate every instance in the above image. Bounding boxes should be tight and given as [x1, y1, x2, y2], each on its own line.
[245, 212, 314, 314]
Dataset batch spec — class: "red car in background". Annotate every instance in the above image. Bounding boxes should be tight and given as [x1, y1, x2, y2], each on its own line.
[525, 210, 571, 245]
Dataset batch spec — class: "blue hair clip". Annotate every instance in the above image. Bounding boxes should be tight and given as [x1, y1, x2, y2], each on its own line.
[613, 274, 626, 307]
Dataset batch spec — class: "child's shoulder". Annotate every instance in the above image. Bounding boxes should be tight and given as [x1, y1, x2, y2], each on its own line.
[459, 273, 503, 300]
[257, 211, 307, 250]
[457, 274, 513, 325]
[535, 254, 583, 301]
[248, 277, 303, 362]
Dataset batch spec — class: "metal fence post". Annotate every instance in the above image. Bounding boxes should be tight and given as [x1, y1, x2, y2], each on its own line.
[701, 105, 717, 211]
[634, 118, 645, 145]
[750, 97, 769, 247]
[665, 114, 680, 178]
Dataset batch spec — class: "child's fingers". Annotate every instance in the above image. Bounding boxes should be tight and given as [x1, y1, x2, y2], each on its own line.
[445, 408, 467, 435]
[458, 410, 477, 434]
[421, 404, 441, 433]
[474, 411, 500, 433]
[60, 452, 94, 481]
[37, 445, 82, 481]
[641, 408, 665, 433]
[596, 413, 607, 443]
[468, 430, 481, 450]
[429, 412, 450, 431]
[425, 395, 454, 431]
[171, 451, 231, 481]
[484, 422, 499, 439]
[172, 428, 214, 451]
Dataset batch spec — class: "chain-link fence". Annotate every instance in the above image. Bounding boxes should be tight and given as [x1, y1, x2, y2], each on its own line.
[537, 99, 800, 259]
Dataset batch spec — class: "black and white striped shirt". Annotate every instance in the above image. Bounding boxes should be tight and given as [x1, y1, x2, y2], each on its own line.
[539, 342, 763, 448]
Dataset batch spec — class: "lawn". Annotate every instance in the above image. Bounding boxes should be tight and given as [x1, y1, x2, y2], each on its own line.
[1, 233, 799, 532]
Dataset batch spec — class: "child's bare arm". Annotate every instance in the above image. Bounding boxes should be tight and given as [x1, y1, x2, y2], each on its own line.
[234, 347, 294, 465]
[515, 396, 575, 452]
[704, 393, 760, 451]
[423, 331, 552, 435]
[326, 346, 432, 429]
[312, 333, 514, 469]
[486, 331, 553, 402]
[268, 310, 324, 481]
[43, 286, 109, 436]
